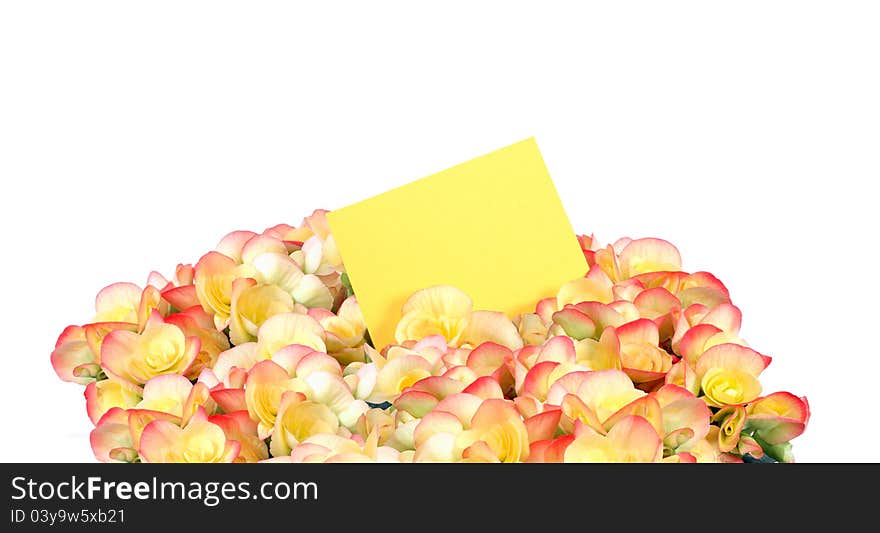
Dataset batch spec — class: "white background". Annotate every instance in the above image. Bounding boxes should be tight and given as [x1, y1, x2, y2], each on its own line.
[1, 1, 877, 462]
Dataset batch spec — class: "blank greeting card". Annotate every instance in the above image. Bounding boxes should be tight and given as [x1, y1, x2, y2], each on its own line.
[327, 138, 587, 349]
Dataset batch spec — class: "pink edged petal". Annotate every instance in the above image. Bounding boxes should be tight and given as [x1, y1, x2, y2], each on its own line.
[138, 374, 193, 416]
[137, 420, 183, 463]
[683, 303, 710, 325]
[179, 336, 202, 377]
[556, 277, 613, 307]
[593, 245, 622, 282]
[85, 379, 141, 424]
[256, 312, 327, 358]
[373, 355, 434, 402]
[560, 394, 606, 435]
[608, 415, 663, 462]
[632, 271, 688, 294]
[303, 371, 359, 418]
[276, 346, 341, 378]
[633, 287, 680, 340]
[136, 285, 166, 329]
[213, 343, 259, 384]
[433, 393, 483, 426]
[412, 334, 449, 353]
[147, 271, 171, 291]
[55, 324, 86, 348]
[608, 301, 640, 322]
[677, 287, 731, 310]
[394, 390, 440, 418]
[209, 410, 269, 463]
[745, 392, 810, 444]
[543, 435, 575, 463]
[535, 297, 558, 323]
[140, 415, 237, 463]
[681, 271, 730, 297]
[161, 285, 200, 311]
[700, 303, 742, 334]
[180, 304, 217, 329]
[84, 322, 138, 364]
[545, 370, 590, 405]
[245, 359, 294, 417]
[616, 318, 660, 346]
[220, 440, 242, 463]
[525, 439, 554, 463]
[409, 375, 466, 400]
[666, 452, 697, 463]
[215, 230, 258, 262]
[513, 396, 543, 419]
[552, 307, 597, 341]
[460, 310, 524, 350]
[679, 323, 723, 366]
[194, 251, 239, 321]
[653, 384, 711, 448]
[126, 409, 181, 451]
[572, 327, 623, 372]
[466, 398, 530, 462]
[414, 411, 465, 448]
[291, 273, 334, 310]
[536, 336, 577, 364]
[621, 367, 668, 385]
[572, 302, 625, 336]
[90, 408, 136, 462]
[663, 428, 695, 454]
[229, 367, 248, 389]
[240, 234, 288, 265]
[461, 440, 501, 463]
[284, 442, 331, 463]
[696, 343, 768, 378]
[515, 345, 541, 376]
[669, 313, 691, 355]
[565, 415, 662, 463]
[94, 282, 142, 323]
[653, 382, 699, 405]
[738, 435, 764, 458]
[586, 263, 613, 285]
[466, 342, 513, 377]
[181, 382, 214, 426]
[51, 333, 97, 385]
[521, 361, 560, 402]
[98, 330, 142, 385]
[413, 432, 459, 463]
[462, 376, 504, 400]
[634, 287, 681, 319]
[524, 409, 562, 443]
[611, 278, 645, 302]
[574, 369, 647, 422]
[618, 238, 682, 279]
[604, 396, 664, 437]
[748, 392, 810, 423]
[210, 388, 248, 413]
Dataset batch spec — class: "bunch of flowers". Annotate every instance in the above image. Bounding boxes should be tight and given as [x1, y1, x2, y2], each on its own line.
[51, 209, 809, 463]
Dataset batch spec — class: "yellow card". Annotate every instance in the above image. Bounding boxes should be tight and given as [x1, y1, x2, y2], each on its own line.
[327, 138, 587, 349]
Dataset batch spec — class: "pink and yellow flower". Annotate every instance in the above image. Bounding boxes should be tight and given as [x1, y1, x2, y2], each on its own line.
[54, 220, 809, 464]
[394, 285, 522, 350]
[101, 311, 200, 386]
[564, 415, 662, 463]
[695, 343, 770, 407]
[139, 408, 240, 463]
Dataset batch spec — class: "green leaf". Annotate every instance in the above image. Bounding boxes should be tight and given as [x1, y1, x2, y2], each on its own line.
[341, 272, 354, 297]
[754, 435, 794, 463]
